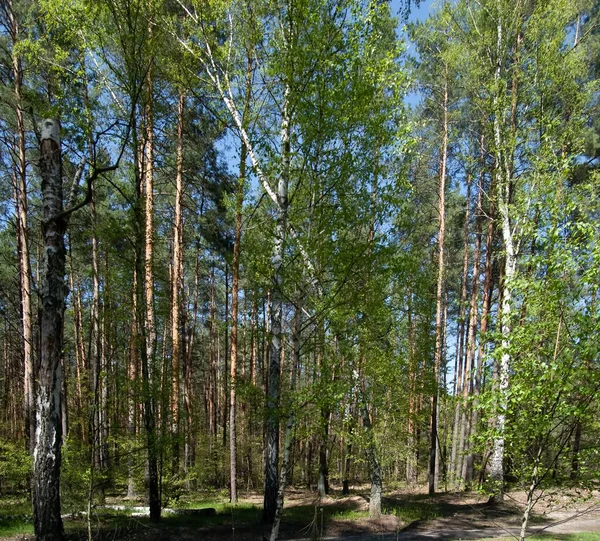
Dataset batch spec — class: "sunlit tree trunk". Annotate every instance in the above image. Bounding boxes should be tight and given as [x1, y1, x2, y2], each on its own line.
[489, 9, 519, 501]
[229, 52, 253, 502]
[170, 92, 185, 473]
[264, 82, 291, 523]
[362, 395, 382, 518]
[463, 134, 487, 484]
[7, 0, 35, 455]
[229, 131, 246, 504]
[33, 118, 66, 541]
[450, 171, 470, 488]
[429, 66, 448, 495]
[139, 64, 160, 517]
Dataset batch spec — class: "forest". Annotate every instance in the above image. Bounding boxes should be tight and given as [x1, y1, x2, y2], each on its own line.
[0, 0, 599, 540]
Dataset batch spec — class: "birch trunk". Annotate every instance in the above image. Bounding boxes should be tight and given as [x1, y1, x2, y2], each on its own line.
[489, 10, 517, 501]
[33, 118, 66, 541]
[362, 400, 382, 518]
[229, 121, 247, 504]
[264, 83, 291, 523]
[268, 304, 301, 541]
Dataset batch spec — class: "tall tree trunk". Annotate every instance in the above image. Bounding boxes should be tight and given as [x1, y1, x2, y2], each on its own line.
[342, 397, 357, 495]
[223, 265, 229, 451]
[90, 192, 105, 474]
[268, 303, 301, 541]
[489, 12, 516, 500]
[450, 173, 471, 488]
[317, 321, 330, 499]
[429, 67, 449, 496]
[229, 126, 247, 504]
[406, 290, 419, 486]
[171, 93, 185, 473]
[8, 0, 35, 455]
[463, 134, 487, 484]
[183, 242, 199, 480]
[33, 118, 66, 541]
[127, 267, 139, 499]
[230, 50, 253, 501]
[263, 83, 291, 523]
[362, 398, 382, 518]
[69, 267, 86, 442]
[140, 70, 160, 518]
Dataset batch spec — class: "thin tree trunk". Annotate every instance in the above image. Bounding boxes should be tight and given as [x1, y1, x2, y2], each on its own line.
[127, 267, 139, 498]
[570, 420, 582, 479]
[68, 264, 87, 442]
[171, 93, 185, 473]
[342, 402, 356, 495]
[8, 0, 35, 455]
[489, 12, 517, 500]
[317, 322, 330, 499]
[463, 134, 487, 484]
[140, 69, 160, 518]
[90, 192, 104, 469]
[229, 122, 248, 504]
[430, 66, 449, 496]
[362, 400, 382, 518]
[263, 83, 291, 523]
[450, 173, 471, 488]
[183, 242, 199, 480]
[269, 303, 301, 541]
[229, 51, 253, 501]
[406, 291, 418, 486]
[223, 265, 229, 450]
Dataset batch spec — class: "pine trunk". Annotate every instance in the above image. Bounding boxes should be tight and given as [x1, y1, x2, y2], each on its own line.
[429, 68, 448, 496]
[8, 0, 35, 455]
[171, 93, 185, 473]
[140, 73, 160, 518]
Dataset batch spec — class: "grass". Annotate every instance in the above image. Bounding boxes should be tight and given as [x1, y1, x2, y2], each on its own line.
[0, 495, 33, 537]
[4, 491, 600, 541]
[385, 500, 443, 523]
[330, 508, 369, 520]
[379, 493, 456, 523]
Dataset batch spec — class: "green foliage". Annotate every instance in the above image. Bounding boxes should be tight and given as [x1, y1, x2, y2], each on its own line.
[0, 440, 30, 494]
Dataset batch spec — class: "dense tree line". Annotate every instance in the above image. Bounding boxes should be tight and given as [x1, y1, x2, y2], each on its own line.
[0, 0, 598, 540]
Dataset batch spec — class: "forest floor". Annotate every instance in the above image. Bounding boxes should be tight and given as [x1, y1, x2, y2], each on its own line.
[2, 486, 600, 540]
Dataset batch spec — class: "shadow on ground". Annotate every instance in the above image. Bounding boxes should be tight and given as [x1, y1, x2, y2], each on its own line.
[382, 491, 533, 532]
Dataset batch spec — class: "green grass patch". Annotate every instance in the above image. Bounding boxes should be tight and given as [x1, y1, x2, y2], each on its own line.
[330, 508, 369, 520]
[0, 495, 33, 537]
[383, 498, 445, 523]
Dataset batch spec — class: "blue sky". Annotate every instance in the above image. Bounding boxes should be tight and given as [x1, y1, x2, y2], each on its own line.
[393, 0, 436, 108]
[392, 0, 435, 25]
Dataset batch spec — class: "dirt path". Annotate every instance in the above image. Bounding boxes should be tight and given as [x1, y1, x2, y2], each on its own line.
[291, 488, 600, 541]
